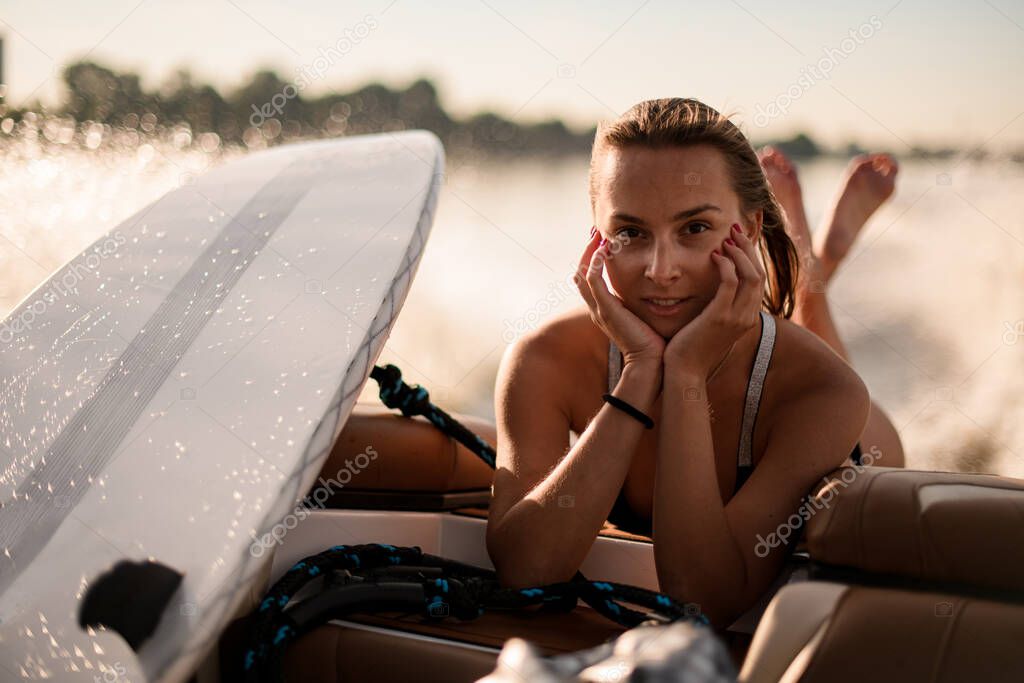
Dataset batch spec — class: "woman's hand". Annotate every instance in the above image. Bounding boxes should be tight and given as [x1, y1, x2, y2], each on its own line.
[664, 223, 765, 378]
[574, 228, 665, 369]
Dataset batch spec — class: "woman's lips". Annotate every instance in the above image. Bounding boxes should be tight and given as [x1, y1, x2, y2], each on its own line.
[642, 297, 690, 316]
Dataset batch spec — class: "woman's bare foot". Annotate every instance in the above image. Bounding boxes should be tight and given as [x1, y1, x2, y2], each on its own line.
[758, 146, 826, 295]
[816, 153, 898, 281]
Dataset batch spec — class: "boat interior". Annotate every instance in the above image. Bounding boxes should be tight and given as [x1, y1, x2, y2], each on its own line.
[205, 403, 1024, 682]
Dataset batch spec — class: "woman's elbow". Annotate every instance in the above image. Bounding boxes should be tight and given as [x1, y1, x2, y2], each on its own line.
[486, 524, 577, 588]
[489, 550, 576, 589]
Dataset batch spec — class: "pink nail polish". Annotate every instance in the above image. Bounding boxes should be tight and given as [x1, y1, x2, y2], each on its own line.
[732, 224, 741, 233]
[726, 238, 735, 246]
[589, 226, 596, 238]
[599, 237, 607, 247]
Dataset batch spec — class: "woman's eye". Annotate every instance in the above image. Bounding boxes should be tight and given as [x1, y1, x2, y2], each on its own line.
[685, 223, 710, 235]
[616, 226, 641, 239]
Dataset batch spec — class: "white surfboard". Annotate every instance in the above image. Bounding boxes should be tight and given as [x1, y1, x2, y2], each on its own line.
[0, 130, 444, 682]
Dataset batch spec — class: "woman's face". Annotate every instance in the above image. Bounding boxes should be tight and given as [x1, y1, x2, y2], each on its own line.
[592, 143, 761, 339]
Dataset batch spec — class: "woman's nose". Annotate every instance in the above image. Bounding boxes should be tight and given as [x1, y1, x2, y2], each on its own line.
[644, 241, 683, 285]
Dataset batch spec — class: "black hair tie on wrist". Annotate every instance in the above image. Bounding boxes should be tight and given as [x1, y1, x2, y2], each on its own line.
[602, 393, 654, 429]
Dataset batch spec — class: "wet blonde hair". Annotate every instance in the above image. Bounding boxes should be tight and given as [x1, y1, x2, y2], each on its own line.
[589, 97, 800, 318]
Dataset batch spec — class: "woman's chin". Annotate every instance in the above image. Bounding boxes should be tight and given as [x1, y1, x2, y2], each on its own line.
[642, 313, 688, 339]
[624, 301, 692, 337]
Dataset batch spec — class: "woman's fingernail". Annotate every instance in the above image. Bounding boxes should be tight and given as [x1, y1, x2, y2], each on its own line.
[599, 237, 607, 247]
[726, 238, 735, 246]
[732, 223, 741, 233]
[590, 226, 596, 238]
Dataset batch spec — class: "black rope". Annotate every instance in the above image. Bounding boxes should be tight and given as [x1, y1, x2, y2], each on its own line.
[370, 364, 496, 468]
[242, 543, 708, 683]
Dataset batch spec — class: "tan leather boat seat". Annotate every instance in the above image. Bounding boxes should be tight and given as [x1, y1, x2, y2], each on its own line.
[279, 605, 627, 683]
[318, 404, 497, 500]
[739, 582, 1024, 683]
[805, 467, 1024, 593]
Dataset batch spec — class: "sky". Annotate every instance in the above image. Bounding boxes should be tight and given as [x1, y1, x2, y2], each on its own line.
[0, 0, 1023, 149]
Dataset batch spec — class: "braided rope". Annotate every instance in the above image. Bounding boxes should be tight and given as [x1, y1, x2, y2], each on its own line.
[371, 364, 496, 468]
[243, 543, 708, 682]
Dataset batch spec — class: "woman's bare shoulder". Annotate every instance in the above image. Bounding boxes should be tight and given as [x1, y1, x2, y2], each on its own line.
[758, 316, 871, 469]
[497, 306, 605, 411]
[768, 316, 867, 398]
[508, 305, 603, 363]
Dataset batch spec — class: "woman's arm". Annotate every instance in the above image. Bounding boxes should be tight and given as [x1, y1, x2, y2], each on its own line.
[652, 362, 870, 628]
[486, 332, 661, 587]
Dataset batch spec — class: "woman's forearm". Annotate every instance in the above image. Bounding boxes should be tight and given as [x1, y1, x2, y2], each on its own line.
[490, 361, 661, 586]
[652, 370, 747, 625]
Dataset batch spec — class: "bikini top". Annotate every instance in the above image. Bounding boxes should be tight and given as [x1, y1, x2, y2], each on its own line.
[605, 310, 777, 535]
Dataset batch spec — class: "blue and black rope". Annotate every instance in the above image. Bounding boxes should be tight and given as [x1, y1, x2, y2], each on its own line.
[370, 364, 496, 468]
[242, 543, 708, 682]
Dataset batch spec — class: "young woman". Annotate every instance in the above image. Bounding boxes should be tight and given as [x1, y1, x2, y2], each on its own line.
[485, 97, 904, 628]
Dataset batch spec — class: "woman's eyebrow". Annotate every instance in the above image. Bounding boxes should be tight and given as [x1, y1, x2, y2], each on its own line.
[610, 204, 722, 224]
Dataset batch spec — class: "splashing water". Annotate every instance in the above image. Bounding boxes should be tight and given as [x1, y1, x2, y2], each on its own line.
[3, 117, 1024, 479]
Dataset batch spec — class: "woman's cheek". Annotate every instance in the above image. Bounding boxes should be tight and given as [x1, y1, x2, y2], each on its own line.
[603, 256, 623, 290]
[697, 244, 720, 273]
[604, 251, 638, 296]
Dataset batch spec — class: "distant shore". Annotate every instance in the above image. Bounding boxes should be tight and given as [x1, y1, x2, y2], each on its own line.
[1, 61, 1019, 164]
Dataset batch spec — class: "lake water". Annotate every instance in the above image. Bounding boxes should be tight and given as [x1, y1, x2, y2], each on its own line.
[3, 123, 1023, 477]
